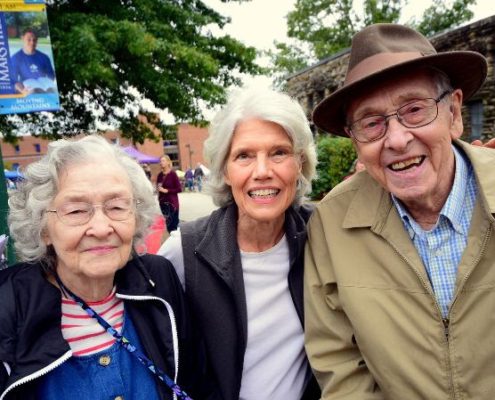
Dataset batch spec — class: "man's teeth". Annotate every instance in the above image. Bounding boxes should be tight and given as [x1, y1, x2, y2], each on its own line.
[390, 156, 423, 171]
[249, 189, 279, 197]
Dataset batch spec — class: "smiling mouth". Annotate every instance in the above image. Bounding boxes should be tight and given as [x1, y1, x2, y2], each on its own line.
[248, 189, 280, 198]
[389, 156, 425, 172]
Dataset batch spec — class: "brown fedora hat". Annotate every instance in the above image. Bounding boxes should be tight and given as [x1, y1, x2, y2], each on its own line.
[312, 23, 487, 136]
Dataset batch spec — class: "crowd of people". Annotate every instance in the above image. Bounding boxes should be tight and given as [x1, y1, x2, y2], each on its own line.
[1, 22, 495, 400]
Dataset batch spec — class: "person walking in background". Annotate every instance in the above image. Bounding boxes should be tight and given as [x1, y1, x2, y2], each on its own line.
[343, 158, 366, 180]
[1, 135, 217, 400]
[159, 88, 320, 400]
[184, 167, 194, 191]
[157, 155, 181, 233]
[142, 162, 152, 180]
[305, 23, 495, 399]
[193, 162, 204, 192]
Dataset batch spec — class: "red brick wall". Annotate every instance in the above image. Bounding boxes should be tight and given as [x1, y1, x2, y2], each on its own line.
[177, 123, 209, 170]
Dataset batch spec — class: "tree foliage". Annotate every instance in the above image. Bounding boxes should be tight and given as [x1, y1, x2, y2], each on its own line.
[309, 136, 356, 200]
[0, 0, 261, 143]
[269, 0, 476, 85]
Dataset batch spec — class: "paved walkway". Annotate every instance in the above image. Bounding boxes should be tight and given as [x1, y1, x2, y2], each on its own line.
[145, 191, 218, 253]
[178, 191, 218, 221]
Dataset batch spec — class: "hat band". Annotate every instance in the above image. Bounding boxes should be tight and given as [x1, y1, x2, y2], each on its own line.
[345, 51, 434, 85]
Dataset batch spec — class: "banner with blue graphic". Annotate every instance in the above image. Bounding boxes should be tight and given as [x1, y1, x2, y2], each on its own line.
[0, 0, 59, 114]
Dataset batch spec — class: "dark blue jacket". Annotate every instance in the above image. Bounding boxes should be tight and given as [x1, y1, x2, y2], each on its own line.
[0, 255, 217, 400]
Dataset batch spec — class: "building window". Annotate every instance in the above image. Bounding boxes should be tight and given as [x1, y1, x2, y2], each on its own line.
[14, 145, 20, 154]
[468, 100, 483, 141]
[34, 143, 41, 153]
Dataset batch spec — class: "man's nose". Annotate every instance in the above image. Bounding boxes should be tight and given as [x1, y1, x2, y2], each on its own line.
[384, 117, 413, 150]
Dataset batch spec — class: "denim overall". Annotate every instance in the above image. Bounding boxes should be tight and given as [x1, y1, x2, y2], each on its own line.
[37, 312, 161, 400]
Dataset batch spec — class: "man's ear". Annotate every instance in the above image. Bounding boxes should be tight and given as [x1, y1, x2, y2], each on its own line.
[449, 89, 464, 140]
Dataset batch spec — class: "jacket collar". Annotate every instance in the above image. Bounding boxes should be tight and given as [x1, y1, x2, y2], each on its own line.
[194, 203, 309, 280]
[115, 256, 157, 297]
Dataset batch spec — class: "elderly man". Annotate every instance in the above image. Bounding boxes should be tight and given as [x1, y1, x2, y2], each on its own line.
[304, 23, 495, 399]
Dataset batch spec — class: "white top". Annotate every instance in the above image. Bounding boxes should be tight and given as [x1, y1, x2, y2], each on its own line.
[158, 231, 308, 399]
[239, 235, 307, 400]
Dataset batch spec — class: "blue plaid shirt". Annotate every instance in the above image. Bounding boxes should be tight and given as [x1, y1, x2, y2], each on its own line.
[392, 146, 477, 317]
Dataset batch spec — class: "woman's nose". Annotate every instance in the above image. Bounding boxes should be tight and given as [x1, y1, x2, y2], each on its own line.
[86, 207, 114, 236]
[253, 154, 270, 179]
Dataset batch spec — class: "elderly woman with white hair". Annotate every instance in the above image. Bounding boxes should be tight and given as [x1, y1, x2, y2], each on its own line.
[158, 88, 321, 400]
[0, 135, 217, 400]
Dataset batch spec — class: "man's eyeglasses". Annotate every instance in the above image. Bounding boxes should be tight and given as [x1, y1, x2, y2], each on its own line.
[46, 197, 138, 226]
[345, 91, 451, 143]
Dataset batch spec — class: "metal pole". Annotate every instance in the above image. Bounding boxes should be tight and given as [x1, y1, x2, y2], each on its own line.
[186, 144, 193, 169]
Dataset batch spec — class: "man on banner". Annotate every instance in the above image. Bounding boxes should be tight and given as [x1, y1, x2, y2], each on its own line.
[10, 28, 56, 94]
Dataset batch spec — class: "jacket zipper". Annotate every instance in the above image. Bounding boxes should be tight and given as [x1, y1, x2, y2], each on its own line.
[388, 241, 456, 399]
[0, 351, 72, 400]
[117, 293, 179, 400]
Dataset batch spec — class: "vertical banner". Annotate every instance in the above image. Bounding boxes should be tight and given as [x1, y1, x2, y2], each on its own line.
[0, 0, 60, 114]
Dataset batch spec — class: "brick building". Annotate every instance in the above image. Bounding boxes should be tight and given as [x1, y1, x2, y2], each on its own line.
[286, 15, 495, 142]
[0, 123, 210, 181]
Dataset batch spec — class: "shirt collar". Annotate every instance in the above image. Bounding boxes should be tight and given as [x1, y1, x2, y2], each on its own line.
[392, 145, 471, 238]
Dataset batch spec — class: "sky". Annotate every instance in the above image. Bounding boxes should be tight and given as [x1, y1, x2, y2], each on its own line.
[204, 0, 493, 54]
[157, 0, 494, 122]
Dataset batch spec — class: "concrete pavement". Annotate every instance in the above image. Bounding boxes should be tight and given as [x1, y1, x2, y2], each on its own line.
[178, 191, 218, 222]
[146, 191, 218, 253]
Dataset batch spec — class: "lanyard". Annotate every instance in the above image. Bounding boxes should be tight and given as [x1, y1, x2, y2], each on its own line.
[55, 275, 193, 400]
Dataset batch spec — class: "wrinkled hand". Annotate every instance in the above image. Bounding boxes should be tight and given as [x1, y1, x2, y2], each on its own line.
[471, 138, 495, 148]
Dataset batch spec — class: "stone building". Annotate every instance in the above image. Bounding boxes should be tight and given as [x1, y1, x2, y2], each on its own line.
[286, 15, 495, 142]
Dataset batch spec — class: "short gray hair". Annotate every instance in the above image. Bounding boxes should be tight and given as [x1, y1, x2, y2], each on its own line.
[8, 135, 160, 262]
[204, 87, 317, 207]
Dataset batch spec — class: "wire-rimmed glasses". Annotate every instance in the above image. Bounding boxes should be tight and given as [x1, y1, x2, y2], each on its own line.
[46, 197, 138, 226]
[345, 91, 451, 143]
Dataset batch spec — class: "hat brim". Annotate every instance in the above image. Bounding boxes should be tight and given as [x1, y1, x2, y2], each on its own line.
[312, 51, 487, 136]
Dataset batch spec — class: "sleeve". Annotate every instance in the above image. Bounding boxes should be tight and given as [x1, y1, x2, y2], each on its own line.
[167, 172, 182, 194]
[157, 229, 185, 289]
[40, 52, 55, 80]
[304, 208, 383, 399]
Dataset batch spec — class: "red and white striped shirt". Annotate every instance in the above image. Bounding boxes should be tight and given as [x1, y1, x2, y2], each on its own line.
[61, 287, 124, 356]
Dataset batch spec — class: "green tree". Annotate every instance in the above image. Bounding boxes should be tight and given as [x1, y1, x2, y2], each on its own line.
[310, 136, 356, 200]
[0, 0, 261, 143]
[269, 0, 475, 85]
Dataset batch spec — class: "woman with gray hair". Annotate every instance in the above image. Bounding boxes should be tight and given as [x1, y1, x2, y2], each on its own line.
[0, 135, 217, 400]
[158, 87, 321, 400]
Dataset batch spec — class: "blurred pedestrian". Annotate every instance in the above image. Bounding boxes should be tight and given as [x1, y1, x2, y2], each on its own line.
[343, 158, 366, 180]
[184, 168, 194, 191]
[193, 163, 204, 192]
[142, 163, 152, 180]
[157, 155, 181, 232]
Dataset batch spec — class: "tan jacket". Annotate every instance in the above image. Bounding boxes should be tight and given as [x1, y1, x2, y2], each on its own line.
[304, 141, 495, 400]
